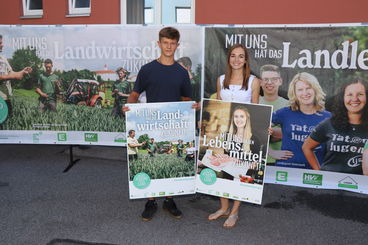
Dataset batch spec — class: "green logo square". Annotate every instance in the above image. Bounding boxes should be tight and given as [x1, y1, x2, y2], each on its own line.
[303, 173, 323, 186]
[84, 133, 98, 142]
[276, 171, 288, 182]
[0, 97, 9, 124]
[57, 133, 67, 141]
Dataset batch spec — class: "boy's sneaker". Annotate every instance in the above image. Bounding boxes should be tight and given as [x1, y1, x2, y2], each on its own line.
[163, 198, 182, 219]
[141, 200, 158, 221]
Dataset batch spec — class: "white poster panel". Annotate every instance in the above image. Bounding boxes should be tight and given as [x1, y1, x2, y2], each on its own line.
[196, 99, 272, 204]
[125, 101, 196, 199]
[265, 166, 368, 194]
[0, 25, 203, 145]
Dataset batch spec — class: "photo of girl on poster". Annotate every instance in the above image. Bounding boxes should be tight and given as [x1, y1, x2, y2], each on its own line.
[270, 72, 331, 169]
[303, 79, 368, 174]
[201, 105, 262, 179]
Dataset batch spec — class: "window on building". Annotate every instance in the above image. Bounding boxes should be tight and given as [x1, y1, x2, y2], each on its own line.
[144, 7, 154, 24]
[68, 0, 91, 15]
[127, 0, 144, 24]
[123, 0, 194, 24]
[175, 7, 191, 24]
[22, 0, 43, 16]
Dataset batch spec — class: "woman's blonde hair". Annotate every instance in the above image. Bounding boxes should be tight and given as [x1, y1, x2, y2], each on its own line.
[228, 106, 252, 152]
[288, 72, 326, 112]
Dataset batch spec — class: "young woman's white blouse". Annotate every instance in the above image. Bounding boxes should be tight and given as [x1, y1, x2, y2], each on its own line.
[219, 74, 255, 103]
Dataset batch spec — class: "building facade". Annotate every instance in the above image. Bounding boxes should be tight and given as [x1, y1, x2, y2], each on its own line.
[1, 0, 367, 25]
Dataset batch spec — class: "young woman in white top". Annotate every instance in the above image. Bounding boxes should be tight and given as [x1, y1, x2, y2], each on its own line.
[209, 44, 260, 228]
[216, 44, 260, 103]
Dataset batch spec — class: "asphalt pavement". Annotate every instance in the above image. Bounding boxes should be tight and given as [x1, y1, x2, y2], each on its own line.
[1, 144, 368, 245]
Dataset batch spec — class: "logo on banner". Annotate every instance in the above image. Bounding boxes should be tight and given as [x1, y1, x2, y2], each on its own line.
[132, 172, 151, 189]
[57, 133, 67, 141]
[303, 173, 323, 186]
[114, 133, 126, 143]
[200, 168, 217, 185]
[276, 171, 288, 182]
[338, 176, 358, 189]
[0, 98, 9, 124]
[84, 133, 98, 142]
[32, 132, 42, 143]
[347, 156, 361, 168]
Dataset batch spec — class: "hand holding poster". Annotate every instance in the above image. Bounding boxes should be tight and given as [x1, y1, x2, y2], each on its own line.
[196, 99, 272, 204]
[125, 101, 196, 199]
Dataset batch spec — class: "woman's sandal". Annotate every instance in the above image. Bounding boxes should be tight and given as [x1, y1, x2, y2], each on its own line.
[208, 209, 231, 221]
[223, 213, 239, 228]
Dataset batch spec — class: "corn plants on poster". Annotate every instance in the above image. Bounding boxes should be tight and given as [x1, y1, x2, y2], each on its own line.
[125, 101, 196, 199]
[0, 25, 202, 145]
[196, 99, 272, 204]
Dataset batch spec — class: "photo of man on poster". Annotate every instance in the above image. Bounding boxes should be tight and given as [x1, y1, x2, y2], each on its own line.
[36, 59, 59, 113]
[112, 67, 131, 118]
[127, 129, 145, 161]
[0, 34, 32, 118]
[147, 138, 157, 157]
[259, 64, 289, 165]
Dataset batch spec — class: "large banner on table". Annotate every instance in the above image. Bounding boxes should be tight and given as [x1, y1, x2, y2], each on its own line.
[196, 99, 272, 204]
[204, 26, 368, 194]
[125, 101, 196, 199]
[0, 25, 202, 145]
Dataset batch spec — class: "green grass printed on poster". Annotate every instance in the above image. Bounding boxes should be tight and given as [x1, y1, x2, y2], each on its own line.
[129, 153, 196, 180]
[13, 89, 38, 98]
[1, 96, 125, 132]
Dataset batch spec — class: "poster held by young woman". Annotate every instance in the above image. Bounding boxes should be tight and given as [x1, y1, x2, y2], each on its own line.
[196, 99, 272, 204]
[125, 101, 196, 199]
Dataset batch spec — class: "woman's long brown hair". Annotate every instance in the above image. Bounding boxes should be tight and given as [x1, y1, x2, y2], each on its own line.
[223, 44, 251, 90]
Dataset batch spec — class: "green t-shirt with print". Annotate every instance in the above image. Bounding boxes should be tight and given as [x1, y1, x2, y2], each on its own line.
[38, 73, 59, 102]
[112, 80, 131, 106]
[260, 96, 289, 164]
[148, 142, 156, 152]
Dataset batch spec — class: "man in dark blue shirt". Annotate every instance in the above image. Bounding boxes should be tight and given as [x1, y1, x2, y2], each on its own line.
[126, 27, 192, 222]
